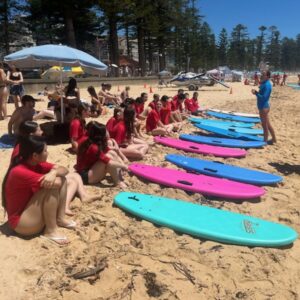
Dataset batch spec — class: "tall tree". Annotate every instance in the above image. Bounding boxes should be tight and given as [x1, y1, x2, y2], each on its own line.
[266, 26, 281, 69]
[217, 28, 228, 65]
[256, 25, 267, 66]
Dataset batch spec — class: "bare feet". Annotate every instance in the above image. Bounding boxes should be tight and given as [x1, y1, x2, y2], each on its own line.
[119, 181, 128, 190]
[65, 208, 75, 216]
[82, 194, 102, 203]
[57, 219, 77, 229]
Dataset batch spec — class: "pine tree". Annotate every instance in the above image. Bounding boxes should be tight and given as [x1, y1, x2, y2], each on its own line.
[217, 28, 228, 66]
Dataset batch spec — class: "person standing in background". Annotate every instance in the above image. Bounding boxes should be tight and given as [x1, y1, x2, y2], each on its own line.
[7, 64, 24, 108]
[251, 70, 277, 144]
[0, 62, 9, 120]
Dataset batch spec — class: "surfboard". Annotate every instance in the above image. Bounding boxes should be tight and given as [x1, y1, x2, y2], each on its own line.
[206, 111, 261, 123]
[129, 163, 265, 199]
[194, 124, 264, 141]
[192, 122, 263, 135]
[189, 117, 255, 128]
[154, 136, 247, 158]
[114, 192, 297, 247]
[209, 109, 259, 118]
[166, 154, 282, 185]
[180, 134, 266, 148]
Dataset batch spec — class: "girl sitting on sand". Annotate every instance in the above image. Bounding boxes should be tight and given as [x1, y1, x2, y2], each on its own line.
[109, 106, 149, 159]
[98, 83, 121, 106]
[160, 96, 184, 129]
[69, 102, 89, 153]
[184, 92, 202, 116]
[76, 122, 128, 188]
[87, 86, 103, 117]
[146, 101, 180, 136]
[2, 136, 75, 245]
[11, 122, 98, 216]
[106, 107, 122, 137]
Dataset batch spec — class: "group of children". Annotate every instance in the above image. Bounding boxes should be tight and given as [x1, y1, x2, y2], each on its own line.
[1, 80, 205, 246]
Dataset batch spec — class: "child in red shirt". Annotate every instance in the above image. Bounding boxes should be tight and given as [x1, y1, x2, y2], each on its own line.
[110, 107, 149, 159]
[148, 94, 160, 111]
[69, 102, 89, 153]
[185, 92, 202, 116]
[3, 136, 76, 245]
[146, 101, 180, 136]
[76, 122, 128, 188]
[11, 120, 43, 161]
[106, 107, 122, 137]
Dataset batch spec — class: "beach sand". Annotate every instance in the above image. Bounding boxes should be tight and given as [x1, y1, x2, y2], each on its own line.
[0, 80, 299, 300]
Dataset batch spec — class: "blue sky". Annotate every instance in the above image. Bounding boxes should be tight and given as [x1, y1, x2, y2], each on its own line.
[198, 0, 300, 38]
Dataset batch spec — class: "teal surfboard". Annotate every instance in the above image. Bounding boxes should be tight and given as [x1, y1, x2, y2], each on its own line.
[195, 123, 264, 141]
[192, 122, 263, 135]
[114, 192, 298, 247]
[206, 111, 261, 123]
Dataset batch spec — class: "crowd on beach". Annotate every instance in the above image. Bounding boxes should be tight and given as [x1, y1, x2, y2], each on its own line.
[0, 61, 283, 246]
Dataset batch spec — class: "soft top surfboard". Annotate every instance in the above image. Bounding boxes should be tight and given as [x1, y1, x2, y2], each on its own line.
[189, 117, 255, 128]
[192, 122, 263, 135]
[180, 134, 266, 148]
[154, 136, 247, 158]
[208, 109, 259, 118]
[166, 154, 283, 185]
[129, 163, 265, 199]
[114, 192, 298, 247]
[194, 124, 264, 141]
[206, 111, 261, 123]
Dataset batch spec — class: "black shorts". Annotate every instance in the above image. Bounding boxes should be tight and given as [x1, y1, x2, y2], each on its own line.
[78, 170, 89, 185]
[10, 85, 24, 96]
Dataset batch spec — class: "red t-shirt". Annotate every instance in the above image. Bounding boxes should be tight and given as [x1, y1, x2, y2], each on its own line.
[148, 101, 158, 111]
[5, 162, 54, 229]
[160, 102, 171, 125]
[185, 98, 199, 113]
[106, 117, 119, 137]
[76, 136, 110, 173]
[109, 120, 127, 145]
[70, 119, 86, 141]
[146, 109, 160, 132]
[134, 102, 144, 117]
[171, 99, 183, 112]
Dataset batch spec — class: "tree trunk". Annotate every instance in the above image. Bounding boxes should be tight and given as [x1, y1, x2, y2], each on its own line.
[108, 13, 119, 77]
[3, 0, 9, 54]
[137, 18, 146, 76]
[64, 10, 76, 48]
[146, 33, 153, 73]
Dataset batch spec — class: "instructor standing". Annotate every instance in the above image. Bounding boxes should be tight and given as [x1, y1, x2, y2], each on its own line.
[252, 70, 277, 144]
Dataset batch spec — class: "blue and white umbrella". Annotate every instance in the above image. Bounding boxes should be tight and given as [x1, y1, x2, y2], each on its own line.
[4, 44, 107, 74]
[4, 44, 107, 121]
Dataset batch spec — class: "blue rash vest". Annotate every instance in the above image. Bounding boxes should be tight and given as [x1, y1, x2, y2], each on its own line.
[256, 79, 272, 110]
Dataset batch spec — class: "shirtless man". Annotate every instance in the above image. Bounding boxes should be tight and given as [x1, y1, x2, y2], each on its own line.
[8, 95, 36, 135]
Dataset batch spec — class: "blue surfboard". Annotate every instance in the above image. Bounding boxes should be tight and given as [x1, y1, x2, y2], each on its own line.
[194, 124, 264, 141]
[166, 154, 282, 185]
[206, 111, 261, 123]
[192, 122, 263, 135]
[114, 192, 298, 247]
[180, 134, 266, 148]
[189, 117, 255, 128]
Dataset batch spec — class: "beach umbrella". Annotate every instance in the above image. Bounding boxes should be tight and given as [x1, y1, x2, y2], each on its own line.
[4, 44, 107, 121]
[41, 65, 84, 79]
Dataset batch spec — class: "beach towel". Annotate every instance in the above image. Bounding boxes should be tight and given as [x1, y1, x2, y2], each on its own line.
[0, 134, 16, 149]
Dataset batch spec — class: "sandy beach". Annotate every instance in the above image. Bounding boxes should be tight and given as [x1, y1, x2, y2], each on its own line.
[0, 80, 299, 300]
